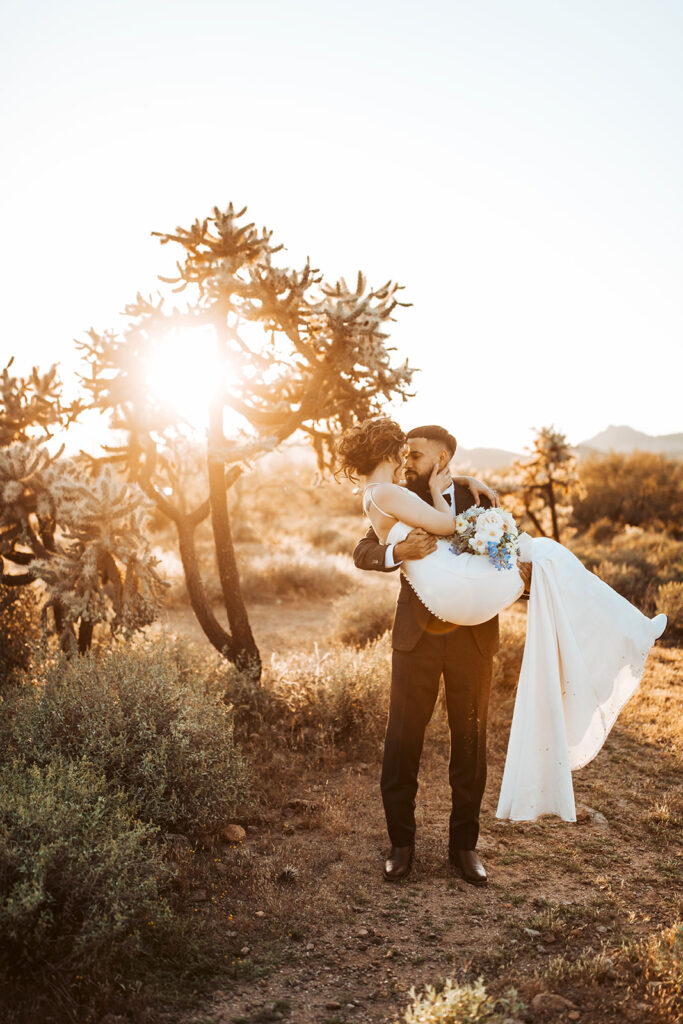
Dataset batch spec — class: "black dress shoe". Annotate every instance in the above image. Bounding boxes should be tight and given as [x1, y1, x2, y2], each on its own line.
[449, 848, 487, 886]
[383, 844, 414, 882]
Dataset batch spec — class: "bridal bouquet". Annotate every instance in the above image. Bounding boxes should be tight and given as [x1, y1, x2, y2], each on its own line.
[449, 505, 519, 571]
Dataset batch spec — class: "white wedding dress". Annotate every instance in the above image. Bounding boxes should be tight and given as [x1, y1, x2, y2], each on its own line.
[385, 520, 667, 823]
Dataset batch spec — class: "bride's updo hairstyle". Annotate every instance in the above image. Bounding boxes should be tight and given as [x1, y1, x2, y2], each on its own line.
[335, 417, 406, 482]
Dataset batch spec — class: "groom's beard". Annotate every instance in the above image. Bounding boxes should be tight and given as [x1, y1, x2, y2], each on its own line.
[405, 471, 433, 503]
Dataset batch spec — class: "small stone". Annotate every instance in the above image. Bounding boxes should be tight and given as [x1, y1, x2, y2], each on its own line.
[305, 942, 315, 951]
[596, 925, 608, 933]
[240, 946, 250, 955]
[356, 927, 369, 938]
[358, 762, 369, 772]
[286, 797, 320, 813]
[165, 832, 191, 849]
[542, 933, 557, 943]
[568, 1013, 581, 1021]
[576, 804, 609, 826]
[325, 1001, 342, 1010]
[255, 910, 266, 918]
[524, 927, 542, 938]
[221, 824, 246, 843]
[531, 993, 577, 1013]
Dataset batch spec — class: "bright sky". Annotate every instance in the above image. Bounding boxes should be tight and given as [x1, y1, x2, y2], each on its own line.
[2, 0, 682, 452]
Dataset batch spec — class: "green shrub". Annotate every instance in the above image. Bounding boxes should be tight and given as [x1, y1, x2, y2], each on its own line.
[638, 921, 683, 1020]
[0, 584, 41, 682]
[570, 528, 683, 616]
[492, 610, 527, 691]
[657, 582, 683, 643]
[3, 642, 250, 835]
[572, 451, 683, 537]
[0, 755, 169, 1019]
[306, 522, 359, 556]
[226, 637, 392, 750]
[400, 977, 524, 1023]
[333, 588, 395, 646]
[238, 550, 355, 601]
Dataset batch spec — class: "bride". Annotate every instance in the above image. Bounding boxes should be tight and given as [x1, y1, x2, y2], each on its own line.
[337, 417, 667, 823]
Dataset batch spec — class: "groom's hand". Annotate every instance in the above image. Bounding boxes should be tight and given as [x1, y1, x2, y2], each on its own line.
[394, 529, 438, 561]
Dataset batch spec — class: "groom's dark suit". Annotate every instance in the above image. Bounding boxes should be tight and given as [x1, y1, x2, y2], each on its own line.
[353, 482, 498, 852]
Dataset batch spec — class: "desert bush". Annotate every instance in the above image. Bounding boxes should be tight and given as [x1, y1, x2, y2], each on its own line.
[492, 608, 527, 691]
[637, 920, 683, 1020]
[572, 451, 683, 537]
[657, 582, 683, 643]
[400, 977, 524, 1023]
[226, 637, 392, 750]
[306, 519, 360, 556]
[333, 587, 395, 646]
[570, 528, 683, 617]
[238, 549, 355, 602]
[0, 584, 41, 682]
[2, 642, 250, 835]
[0, 754, 170, 1020]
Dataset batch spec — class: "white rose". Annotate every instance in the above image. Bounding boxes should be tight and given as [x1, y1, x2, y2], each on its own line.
[454, 514, 469, 535]
[469, 535, 488, 555]
[478, 509, 504, 531]
[500, 510, 519, 535]
[477, 522, 503, 543]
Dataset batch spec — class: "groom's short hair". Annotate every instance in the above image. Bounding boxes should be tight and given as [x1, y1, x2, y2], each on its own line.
[406, 424, 457, 457]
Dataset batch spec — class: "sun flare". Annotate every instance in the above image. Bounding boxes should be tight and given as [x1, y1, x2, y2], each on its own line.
[145, 326, 228, 434]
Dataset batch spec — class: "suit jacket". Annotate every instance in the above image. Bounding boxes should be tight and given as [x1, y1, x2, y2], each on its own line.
[353, 481, 500, 657]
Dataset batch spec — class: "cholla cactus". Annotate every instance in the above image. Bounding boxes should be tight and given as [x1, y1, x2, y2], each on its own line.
[509, 426, 579, 542]
[76, 203, 415, 677]
[32, 465, 167, 647]
[1, 433, 167, 653]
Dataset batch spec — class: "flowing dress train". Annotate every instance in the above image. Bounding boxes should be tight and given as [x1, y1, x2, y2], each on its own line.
[386, 522, 667, 821]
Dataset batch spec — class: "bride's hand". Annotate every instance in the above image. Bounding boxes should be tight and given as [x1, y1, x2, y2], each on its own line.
[453, 475, 500, 507]
[429, 461, 452, 496]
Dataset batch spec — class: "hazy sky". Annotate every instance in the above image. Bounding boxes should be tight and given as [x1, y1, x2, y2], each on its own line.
[2, 0, 682, 452]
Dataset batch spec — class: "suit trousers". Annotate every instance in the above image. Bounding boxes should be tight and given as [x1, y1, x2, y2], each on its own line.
[380, 625, 492, 850]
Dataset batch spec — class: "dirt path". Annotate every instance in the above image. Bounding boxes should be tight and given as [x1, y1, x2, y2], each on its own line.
[161, 599, 681, 1024]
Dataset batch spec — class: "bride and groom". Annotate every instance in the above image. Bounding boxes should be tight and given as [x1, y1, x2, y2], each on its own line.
[339, 418, 666, 885]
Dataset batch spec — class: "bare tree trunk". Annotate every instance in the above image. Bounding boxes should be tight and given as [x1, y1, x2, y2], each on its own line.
[524, 501, 548, 538]
[547, 480, 561, 542]
[176, 516, 237, 661]
[78, 620, 93, 654]
[206, 399, 261, 678]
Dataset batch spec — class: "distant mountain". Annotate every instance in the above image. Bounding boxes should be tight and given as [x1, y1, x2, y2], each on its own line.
[454, 446, 522, 470]
[577, 425, 683, 458]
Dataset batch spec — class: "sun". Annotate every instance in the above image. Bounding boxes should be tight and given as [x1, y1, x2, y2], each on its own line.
[145, 325, 237, 435]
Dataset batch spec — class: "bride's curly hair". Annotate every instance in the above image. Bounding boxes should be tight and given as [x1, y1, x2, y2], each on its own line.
[335, 417, 406, 481]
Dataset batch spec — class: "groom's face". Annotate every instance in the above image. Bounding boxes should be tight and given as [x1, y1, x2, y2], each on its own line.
[404, 437, 451, 495]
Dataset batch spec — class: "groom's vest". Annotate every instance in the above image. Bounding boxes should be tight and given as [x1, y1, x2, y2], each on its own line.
[353, 481, 500, 656]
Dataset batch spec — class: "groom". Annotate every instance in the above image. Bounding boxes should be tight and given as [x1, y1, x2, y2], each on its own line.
[353, 424, 507, 886]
